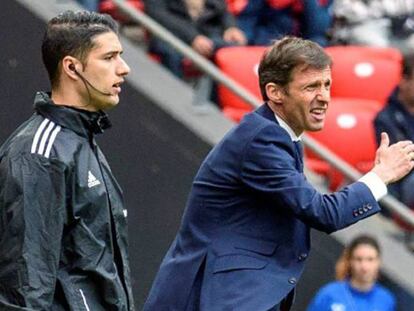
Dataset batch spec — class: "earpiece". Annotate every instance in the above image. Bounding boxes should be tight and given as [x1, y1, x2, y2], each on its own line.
[69, 64, 113, 96]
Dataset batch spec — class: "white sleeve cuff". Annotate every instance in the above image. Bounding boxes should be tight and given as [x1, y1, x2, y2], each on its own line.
[359, 171, 387, 201]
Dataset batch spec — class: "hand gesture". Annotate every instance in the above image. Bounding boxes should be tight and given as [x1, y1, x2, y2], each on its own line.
[371, 132, 414, 185]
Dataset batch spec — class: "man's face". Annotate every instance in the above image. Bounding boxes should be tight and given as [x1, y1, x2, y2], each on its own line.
[80, 31, 130, 111]
[278, 65, 331, 136]
[350, 244, 380, 286]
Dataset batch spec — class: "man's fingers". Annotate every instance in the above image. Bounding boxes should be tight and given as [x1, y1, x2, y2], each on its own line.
[404, 143, 414, 153]
[379, 132, 389, 149]
[395, 140, 414, 148]
[402, 141, 414, 149]
[390, 141, 414, 161]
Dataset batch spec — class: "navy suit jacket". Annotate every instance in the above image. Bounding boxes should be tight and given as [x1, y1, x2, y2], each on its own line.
[144, 103, 380, 311]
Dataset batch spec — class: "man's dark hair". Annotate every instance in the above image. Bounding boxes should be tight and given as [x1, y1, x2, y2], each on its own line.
[42, 10, 118, 89]
[258, 36, 332, 101]
[402, 53, 414, 79]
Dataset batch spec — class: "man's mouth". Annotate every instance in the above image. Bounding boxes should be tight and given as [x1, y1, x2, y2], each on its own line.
[112, 81, 123, 93]
[310, 108, 326, 121]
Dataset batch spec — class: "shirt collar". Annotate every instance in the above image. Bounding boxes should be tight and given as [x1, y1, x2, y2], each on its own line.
[274, 113, 302, 142]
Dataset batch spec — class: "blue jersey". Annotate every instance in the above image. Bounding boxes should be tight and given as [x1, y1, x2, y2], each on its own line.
[307, 281, 396, 311]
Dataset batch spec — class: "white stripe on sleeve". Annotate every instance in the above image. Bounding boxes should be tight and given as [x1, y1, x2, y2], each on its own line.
[44, 125, 61, 158]
[79, 289, 91, 311]
[37, 121, 56, 156]
[31, 118, 50, 154]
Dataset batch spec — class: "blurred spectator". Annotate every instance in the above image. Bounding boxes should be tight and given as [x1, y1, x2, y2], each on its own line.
[227, 0, 333, 46]
[374, 53, 414, 251]
[331, 0, 414, 53]
[75, 0, 99, 11]
[307, 235, 396, 311]
[144, 0, 247, 78]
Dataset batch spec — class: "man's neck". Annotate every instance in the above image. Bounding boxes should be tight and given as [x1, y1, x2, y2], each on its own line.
[267, 101, 302, 141]
[51, 90, 95, 112]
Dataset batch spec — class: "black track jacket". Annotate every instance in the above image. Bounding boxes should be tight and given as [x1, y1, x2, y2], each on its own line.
[0, 92, 134, 310]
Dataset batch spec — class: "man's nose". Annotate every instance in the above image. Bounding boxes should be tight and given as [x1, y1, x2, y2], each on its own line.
[318, 86, 330, 102]
[118, 57, 130, 76]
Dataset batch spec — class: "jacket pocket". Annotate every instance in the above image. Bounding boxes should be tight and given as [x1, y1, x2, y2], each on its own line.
[213, 235, 279, 257]
[233, 237, 278, 256]
[213, 254, 268, 273]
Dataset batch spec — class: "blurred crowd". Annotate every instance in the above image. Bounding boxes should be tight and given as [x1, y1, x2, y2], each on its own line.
[76, 0, 414, 75]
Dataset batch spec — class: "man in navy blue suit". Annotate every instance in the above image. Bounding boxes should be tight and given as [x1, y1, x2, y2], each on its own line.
[144, 36, 414, 311]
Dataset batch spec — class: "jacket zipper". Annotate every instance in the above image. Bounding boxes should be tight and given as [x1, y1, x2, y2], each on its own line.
[91, 140, 116, 256]
[91, 139, 130, 309]
[79, 289, 90, 311]
[91, 138, 130, 310]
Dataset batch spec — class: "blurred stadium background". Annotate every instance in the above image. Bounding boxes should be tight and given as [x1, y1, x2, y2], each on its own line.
[1, 0, 414, 309]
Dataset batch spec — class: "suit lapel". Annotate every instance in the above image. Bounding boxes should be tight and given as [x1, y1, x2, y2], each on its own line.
[293, 141, 304, 172]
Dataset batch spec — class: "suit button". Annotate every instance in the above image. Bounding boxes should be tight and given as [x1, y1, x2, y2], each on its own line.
[298, 253, 308, 261]
[366, 204, 373, 210]
[358, 208, 364, 215]
[288, 277, 297, 284]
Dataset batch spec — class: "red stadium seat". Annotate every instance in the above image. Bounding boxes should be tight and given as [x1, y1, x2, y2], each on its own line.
[99, 0, 144, 23]
[226, 0, 249, 15]
[214, 46, 267, 121]
[325, 45, 402, 106]
[305, 97, 382, 190]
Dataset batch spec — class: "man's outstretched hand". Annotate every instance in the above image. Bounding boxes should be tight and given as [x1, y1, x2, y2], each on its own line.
[371, 132, 414, 185]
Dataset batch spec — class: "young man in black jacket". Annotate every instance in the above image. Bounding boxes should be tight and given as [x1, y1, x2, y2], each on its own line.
[0, 10, 134, 310]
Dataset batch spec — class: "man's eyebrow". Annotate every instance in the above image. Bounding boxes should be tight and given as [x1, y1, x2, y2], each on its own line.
[102, 49, 123, 56]
[305, 81, 322, 87]
[305, 79, 331, 88]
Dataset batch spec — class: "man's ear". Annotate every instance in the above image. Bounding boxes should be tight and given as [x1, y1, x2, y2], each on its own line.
[265, 82, 285, 104]
[62, 56, 81, 80]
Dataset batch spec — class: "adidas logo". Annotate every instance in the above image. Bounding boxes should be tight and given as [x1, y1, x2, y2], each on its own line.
[88, 171, 101, 188]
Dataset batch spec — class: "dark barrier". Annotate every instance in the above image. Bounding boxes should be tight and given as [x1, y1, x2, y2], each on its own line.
[2, 0, 414, 309]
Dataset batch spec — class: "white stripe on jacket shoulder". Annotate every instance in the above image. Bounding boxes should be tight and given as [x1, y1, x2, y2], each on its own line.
[31, 118, 61, 158]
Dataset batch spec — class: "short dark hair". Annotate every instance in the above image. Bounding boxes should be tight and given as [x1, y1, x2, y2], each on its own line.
[402, 53, 414, 79]
[41, 10, 118, 89]
[335, 234, 381, 280]
[258, 36, 332, 100]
